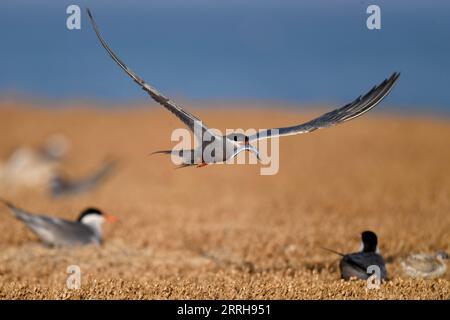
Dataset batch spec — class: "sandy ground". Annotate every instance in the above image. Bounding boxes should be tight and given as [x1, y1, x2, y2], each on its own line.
[0, 102, 449, 299]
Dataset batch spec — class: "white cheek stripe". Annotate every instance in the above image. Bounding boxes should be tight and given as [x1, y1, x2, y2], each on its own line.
[359, 241, 380, 253]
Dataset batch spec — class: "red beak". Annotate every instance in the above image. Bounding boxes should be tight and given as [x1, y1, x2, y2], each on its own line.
[104, 213, 119, 223]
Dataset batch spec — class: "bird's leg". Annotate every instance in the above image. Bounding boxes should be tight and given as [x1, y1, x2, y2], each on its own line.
[196, 162, 208, 168]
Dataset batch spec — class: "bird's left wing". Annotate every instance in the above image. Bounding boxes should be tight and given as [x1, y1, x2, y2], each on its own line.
[248, 72, 400, 142]
[0, 197, 34, 220]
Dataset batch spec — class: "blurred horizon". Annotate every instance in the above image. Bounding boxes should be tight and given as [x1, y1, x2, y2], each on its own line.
[0, 0, 449, 114]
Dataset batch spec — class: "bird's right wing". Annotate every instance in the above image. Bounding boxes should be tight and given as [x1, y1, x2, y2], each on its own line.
[343, 255, 371, 274]
[86, 9, 209, 141]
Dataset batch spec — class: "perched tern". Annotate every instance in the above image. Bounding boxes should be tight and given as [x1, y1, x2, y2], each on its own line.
[87, 9, 400, 168]
[323, 231, 388, 281]
[0, 198, 117, 247]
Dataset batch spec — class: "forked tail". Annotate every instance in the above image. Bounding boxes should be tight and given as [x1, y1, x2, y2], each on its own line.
[320, 246, 345, 257]
[149, 150, 173, 156]
[175, 163, 196, 169]
[149, 149, 197, 169]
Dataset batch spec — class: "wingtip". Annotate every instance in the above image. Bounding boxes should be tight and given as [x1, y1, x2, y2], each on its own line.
[149, 150, 172, 156]
[103, 157, 119, 168]
[0, 197, 14, 209]
[392, 71, 401, 80]
[320, 246, 345, 257]
[175, 164, 195, 170]
[390, 72, 401, 87]
[86, 8, 97, 26]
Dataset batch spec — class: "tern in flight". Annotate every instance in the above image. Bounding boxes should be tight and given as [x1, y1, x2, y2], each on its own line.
[87, 9, 400, 168]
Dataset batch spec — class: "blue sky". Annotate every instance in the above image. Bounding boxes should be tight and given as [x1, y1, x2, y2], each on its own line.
[0, 0, 449, 113]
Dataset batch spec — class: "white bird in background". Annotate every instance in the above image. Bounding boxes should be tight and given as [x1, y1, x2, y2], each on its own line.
[87, 9, 400, 168]
[401, 251, 448, 279]
[0, 136, 116, 197]
[0, 134, 69, 191]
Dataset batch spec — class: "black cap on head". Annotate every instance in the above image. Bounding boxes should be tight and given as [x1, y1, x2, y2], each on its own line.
[361, 230, 378, 253]
[77, 207, 103, 221]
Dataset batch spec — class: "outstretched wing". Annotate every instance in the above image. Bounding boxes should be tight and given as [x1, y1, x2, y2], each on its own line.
[86, 9, 208, 139]
[248, 72, 400, 142]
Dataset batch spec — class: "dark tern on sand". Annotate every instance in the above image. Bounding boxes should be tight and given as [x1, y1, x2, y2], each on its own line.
[323, 231, 388, 281]
[87, 9, 400, 168]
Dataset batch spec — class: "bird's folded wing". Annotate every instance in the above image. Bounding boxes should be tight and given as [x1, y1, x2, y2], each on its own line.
[0, 197, 82, 235]
[343, 255, 372, 274]
[248, 72, 400, 142]
[0, 197, 39, 222]
[87, 9, 208, 137]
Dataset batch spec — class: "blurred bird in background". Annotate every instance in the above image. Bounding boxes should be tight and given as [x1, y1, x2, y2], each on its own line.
[0, 134, 69, 191]
[401, 251, 448, 279]
[0, 135, 116, 197]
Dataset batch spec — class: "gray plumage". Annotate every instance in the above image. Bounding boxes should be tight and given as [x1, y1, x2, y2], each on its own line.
[87, 8, 399, 166]
[248, 72, 400, 142]
[86, 9, 208, 138]
[323, 231, 388, 281]
[340, 252, 388, 281]
[0, 198, 104, 247]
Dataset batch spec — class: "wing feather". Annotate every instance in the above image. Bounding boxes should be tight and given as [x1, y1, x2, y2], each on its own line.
[249, 72, 400, 142]
[86, 9, 208, 137]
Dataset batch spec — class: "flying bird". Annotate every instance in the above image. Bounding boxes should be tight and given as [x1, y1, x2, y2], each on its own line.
[322, 231, 388, 281]
[0, 198, 117, 247]
[87, 9, 400, 168]
[401, 251, 448, 279]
